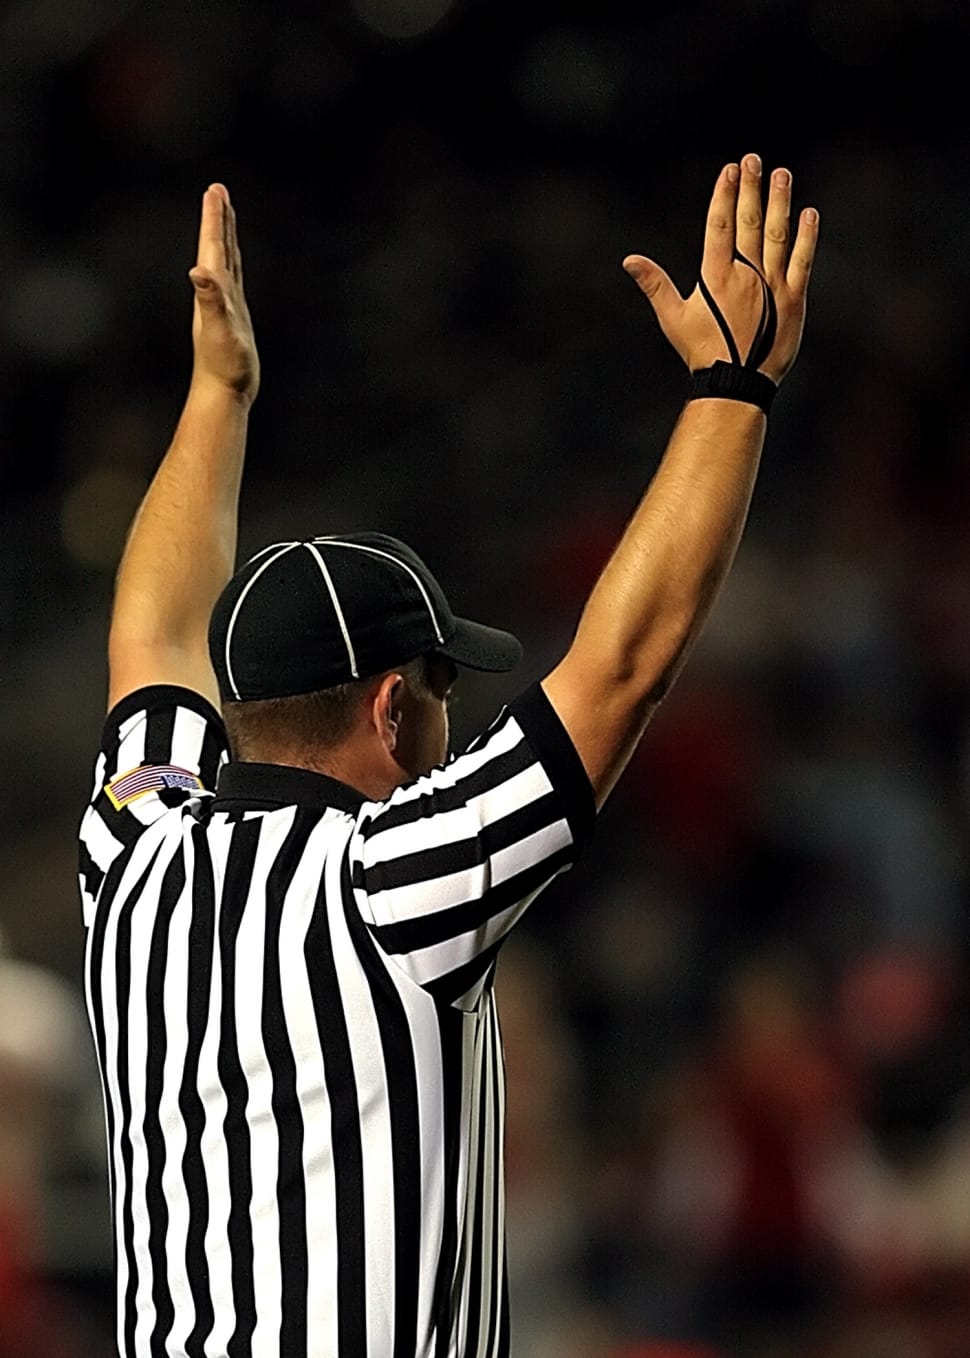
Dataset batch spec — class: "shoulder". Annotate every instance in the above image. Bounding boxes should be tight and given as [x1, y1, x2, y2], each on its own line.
[79, 686, 230, 921]
[357, 682, 595, 850]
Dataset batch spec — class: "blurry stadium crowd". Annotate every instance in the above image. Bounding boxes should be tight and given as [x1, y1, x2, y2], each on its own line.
[2, 0, 970, 1354]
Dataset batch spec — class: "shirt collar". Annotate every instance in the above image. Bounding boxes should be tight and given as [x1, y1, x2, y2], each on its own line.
[212, 761, 368, 815]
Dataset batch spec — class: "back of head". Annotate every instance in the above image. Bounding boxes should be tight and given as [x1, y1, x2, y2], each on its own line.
[221, 658, 430, 767]
[209, 533, 521, 773]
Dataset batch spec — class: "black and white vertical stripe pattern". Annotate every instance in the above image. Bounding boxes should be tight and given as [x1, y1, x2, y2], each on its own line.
[79, 682, 594, 1358]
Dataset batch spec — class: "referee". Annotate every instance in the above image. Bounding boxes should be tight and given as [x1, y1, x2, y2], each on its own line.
[79, 155, 818, 1357]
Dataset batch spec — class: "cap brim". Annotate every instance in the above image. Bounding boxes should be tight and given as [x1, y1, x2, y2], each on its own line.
[440, 617, 523, 672]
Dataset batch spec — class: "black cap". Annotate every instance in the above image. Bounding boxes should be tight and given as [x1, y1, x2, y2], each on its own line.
[208, 532, 523, 701]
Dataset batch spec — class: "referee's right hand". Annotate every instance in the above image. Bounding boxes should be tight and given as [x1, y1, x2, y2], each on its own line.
[188, 183, 261, 406]
[622, 154, 818, 386]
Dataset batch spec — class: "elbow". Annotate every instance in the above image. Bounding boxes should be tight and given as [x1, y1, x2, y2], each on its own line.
[621, 603, 701, 706]
[567, 575, 721, 711]
[634, 566, 725, 701]
[644, 668, 676, 706]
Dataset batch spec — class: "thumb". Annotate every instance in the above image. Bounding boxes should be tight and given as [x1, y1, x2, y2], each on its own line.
[188, 267, 225, 308]
[622, 255, 681, 322]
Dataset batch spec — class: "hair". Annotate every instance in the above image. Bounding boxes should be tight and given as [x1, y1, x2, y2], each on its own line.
[222, 656, 432, 764]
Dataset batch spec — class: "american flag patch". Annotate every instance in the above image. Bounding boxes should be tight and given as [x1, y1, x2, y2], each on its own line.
[105, 764, 205, 810]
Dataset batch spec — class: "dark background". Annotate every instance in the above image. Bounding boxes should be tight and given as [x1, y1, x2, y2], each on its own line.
[3, 1, 970, 1355]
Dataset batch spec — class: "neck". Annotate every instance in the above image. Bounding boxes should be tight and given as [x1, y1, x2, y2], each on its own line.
[250, 746, 402, 802]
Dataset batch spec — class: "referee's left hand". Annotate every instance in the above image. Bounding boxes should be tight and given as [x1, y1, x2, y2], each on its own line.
[188, 183, 261, 405]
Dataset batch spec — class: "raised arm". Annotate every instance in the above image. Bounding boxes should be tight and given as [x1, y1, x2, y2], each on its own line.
[542, 153, 819, 808]
[106, 183, 260, 713]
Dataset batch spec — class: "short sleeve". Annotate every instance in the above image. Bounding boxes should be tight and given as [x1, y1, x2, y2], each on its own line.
[350, 682, 595, 1008]
[78, 685, 229, 926]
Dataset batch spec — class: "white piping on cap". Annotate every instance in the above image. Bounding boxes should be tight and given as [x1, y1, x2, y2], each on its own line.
[242, 540, 299, 566]
[223, 542, 301, 700]
[313, 537, 445, 646]
[304, 542, 359, 679]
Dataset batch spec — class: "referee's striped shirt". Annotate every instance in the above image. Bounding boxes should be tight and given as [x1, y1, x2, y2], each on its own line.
[78, 680, 595, 1358]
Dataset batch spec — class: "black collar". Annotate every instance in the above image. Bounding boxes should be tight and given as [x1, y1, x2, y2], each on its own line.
[212, 761, 368, 815]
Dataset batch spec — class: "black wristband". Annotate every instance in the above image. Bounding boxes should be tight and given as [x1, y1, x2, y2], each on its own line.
[687, 360, 777, 415]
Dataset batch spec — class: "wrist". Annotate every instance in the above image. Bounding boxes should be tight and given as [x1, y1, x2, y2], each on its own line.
[686, 361, 777, 415]
[187, 371, 257, 414]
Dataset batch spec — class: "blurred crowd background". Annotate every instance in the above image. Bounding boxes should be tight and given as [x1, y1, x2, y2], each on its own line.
[3, 0, 970, 1355]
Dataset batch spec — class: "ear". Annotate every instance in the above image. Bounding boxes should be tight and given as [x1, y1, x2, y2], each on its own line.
[371, 672, 404, 754]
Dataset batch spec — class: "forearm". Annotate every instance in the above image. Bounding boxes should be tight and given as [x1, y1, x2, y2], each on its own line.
[579, 397, 764, 688]
[543, 397, 765, 802]
[109, 378, 250, 654]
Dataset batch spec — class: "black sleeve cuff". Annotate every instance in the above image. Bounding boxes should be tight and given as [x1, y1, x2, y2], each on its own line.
[508, 682, 597, 855]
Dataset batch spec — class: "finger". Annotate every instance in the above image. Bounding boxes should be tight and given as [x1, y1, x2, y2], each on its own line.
[734, 152, 764, 269]
[622, 254, 685, 328]
[762, 167, 792, 284]
[226, 199, 243, 284]
[218, 188, 232, 274]
[786, 206, 820, 297]
[701, 162, 740, 277]
[195, 184, 230, 275]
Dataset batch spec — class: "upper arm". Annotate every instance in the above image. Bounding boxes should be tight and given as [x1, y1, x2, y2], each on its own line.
[541, 649, 665, 811]
[351, 684, 596, 1008]
[78, 684, 230, 925]
[107, 636, 222, 714]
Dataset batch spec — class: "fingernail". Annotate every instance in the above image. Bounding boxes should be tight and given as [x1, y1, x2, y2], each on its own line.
[745, 154, 761, 176]
[727, 164, 740, 184]
[774, 168, 791, 188]
[804, 207, 818, 224]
